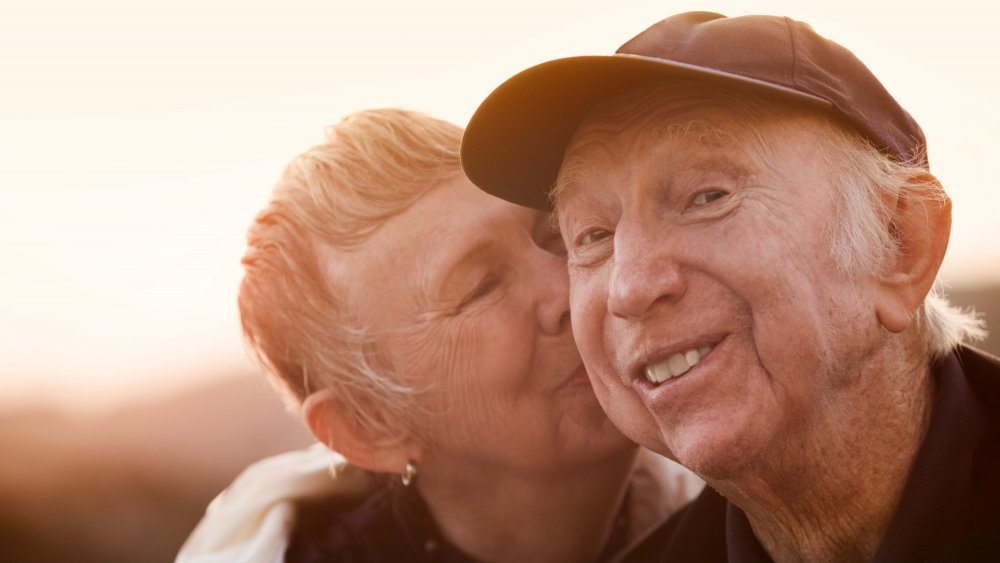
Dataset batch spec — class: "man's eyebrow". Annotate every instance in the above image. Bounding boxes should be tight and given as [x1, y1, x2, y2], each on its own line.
[684, 154, 755, 178]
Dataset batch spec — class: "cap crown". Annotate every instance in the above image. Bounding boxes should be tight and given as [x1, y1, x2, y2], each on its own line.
[617, 12, 926, 167]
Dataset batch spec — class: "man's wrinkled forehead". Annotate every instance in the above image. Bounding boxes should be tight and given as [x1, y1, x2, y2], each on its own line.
[551, 83, 789, 209]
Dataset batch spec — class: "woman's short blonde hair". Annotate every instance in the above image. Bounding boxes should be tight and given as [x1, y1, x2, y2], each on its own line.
[238, 108, 463, 433]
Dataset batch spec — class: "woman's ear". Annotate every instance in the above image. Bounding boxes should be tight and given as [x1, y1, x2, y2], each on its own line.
[302, 388, 424, 475]
[875, 173, 951, 333]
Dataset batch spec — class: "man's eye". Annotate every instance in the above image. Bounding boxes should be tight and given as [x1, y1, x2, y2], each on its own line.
[692, 190, 727, 206]
[579, 229, 611, 246]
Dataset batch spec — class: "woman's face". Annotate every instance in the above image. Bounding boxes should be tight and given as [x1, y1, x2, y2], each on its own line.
[331, 175, 633, 478]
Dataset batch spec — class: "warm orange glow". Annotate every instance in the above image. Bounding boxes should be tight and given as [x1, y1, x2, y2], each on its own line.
[2, 0, 998, 411]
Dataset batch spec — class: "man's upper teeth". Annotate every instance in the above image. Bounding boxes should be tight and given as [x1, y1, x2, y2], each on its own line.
[645, 346, 712, 384]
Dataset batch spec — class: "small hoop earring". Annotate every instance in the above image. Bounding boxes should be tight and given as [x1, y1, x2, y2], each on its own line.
[401, 460, 418, 486]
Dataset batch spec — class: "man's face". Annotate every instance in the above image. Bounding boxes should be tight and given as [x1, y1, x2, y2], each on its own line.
[555, 92, 887, 479]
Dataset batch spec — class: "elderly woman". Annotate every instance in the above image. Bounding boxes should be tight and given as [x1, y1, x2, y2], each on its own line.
[177, 109, 698, 563]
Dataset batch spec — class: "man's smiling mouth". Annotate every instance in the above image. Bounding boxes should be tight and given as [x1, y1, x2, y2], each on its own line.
[643, 346, 713, 384]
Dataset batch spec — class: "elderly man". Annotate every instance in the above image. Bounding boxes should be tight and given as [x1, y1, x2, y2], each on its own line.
[461, 11, 999, 562]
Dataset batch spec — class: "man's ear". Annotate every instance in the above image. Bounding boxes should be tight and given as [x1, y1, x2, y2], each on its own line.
[302, 388, 424, 475]
[875, 173, 951, 333]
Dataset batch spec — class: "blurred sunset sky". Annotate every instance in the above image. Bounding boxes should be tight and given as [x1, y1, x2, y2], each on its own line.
[2, 0, 998, 411]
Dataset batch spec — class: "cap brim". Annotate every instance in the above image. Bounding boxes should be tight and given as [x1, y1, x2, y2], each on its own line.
[461, 54, 830, 209]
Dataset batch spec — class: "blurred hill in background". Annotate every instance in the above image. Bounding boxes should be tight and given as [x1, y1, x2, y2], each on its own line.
[0, 375, 312, 563]
[0, 285, 997, 563]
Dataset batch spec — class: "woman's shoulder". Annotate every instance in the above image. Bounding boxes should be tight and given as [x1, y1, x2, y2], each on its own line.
[176, 445, 372, 563]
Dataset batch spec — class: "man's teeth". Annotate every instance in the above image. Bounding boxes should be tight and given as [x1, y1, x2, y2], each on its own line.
[644, 346, 712, 384]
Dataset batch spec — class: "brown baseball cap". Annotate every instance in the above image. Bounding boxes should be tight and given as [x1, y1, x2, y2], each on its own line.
[461, 11, 927, 209]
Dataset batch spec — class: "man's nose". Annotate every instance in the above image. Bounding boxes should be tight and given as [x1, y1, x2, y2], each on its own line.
[607, 221, 687, 320]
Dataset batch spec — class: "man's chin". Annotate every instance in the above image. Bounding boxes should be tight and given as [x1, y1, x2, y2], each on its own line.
[652, 426, 761, 483]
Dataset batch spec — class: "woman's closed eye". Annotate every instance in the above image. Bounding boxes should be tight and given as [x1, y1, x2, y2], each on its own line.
[460, 273, 502, 309]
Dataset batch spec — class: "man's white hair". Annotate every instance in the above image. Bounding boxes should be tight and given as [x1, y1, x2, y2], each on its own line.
[819, 125, 986, 358]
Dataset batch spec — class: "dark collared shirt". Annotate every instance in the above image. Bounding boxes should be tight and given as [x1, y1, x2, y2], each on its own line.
[285, 483, 477, 563]
[285, 474, 631, 562]
[625, 347, 1000, 562]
